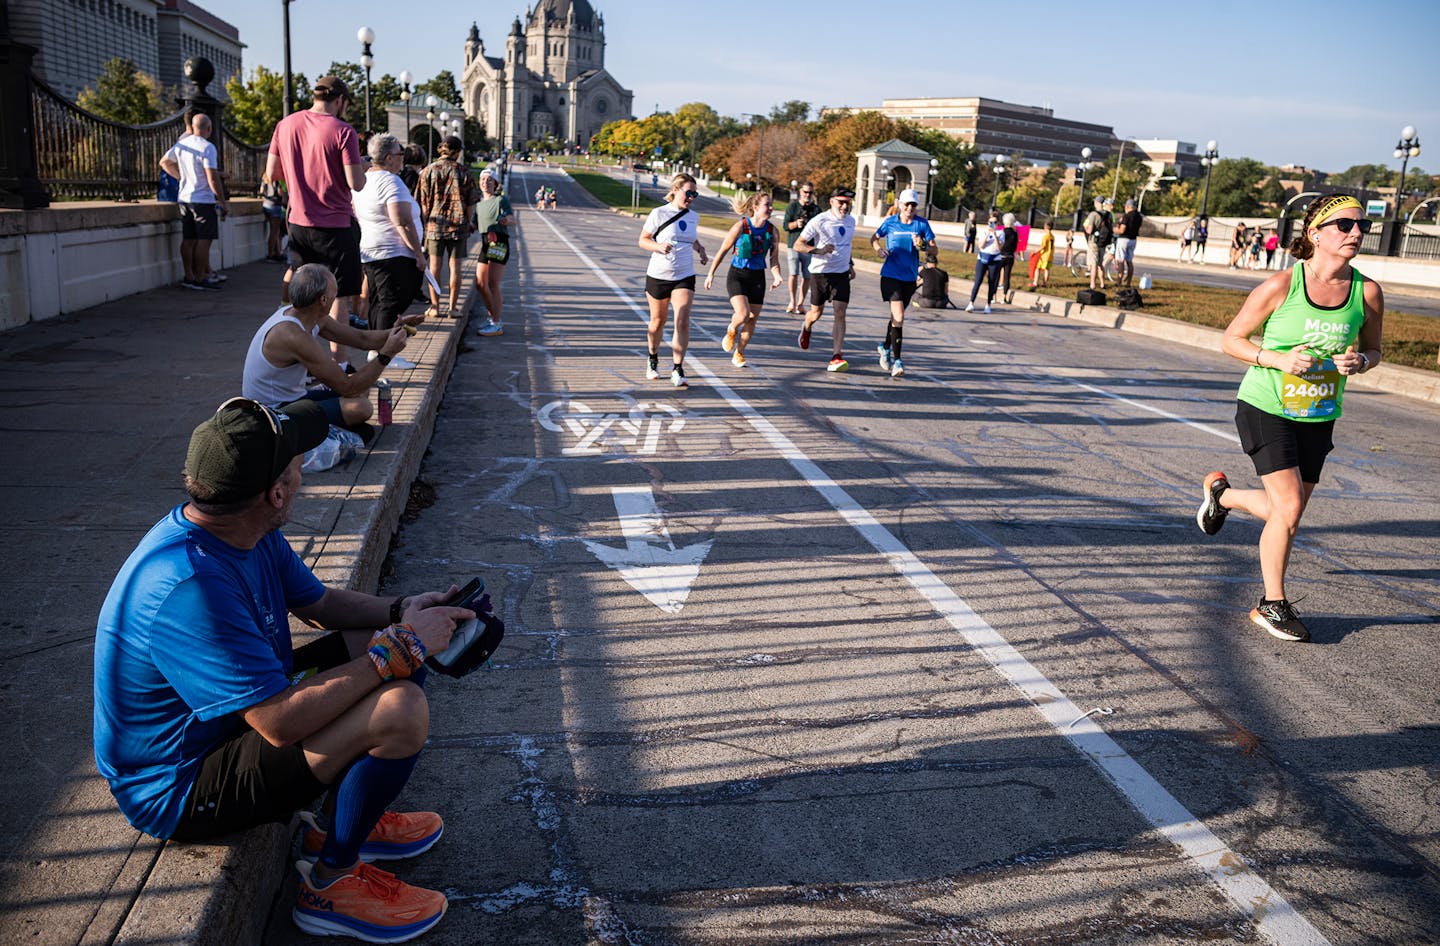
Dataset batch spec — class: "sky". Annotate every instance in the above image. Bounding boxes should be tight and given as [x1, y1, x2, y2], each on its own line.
[202, 0, 1440, 175]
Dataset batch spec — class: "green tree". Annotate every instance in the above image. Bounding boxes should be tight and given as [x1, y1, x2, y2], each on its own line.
[1204, 157, 1267, 216]
[322, 61, 367, 98]
[1157, 178, 1200, 216]
[768, 100, 810, 123]
[224, 65, 305, 145]
[77, 58, 165, 124]
[415, 70, 461, 107]
[1326, 163, 1389, 189]
[463, 116, 488, 156]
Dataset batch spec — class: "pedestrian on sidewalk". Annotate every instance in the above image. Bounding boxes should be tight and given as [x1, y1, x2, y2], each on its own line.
[997, 212, 1020, 302]
[1194, 215, 1209, 264]
[966, 212, 1004, 313]
[94, 396, 474, 943]
[1229, 222, 1249, 268]
[704, 190, 782, 369]
[265, 76, 367, 329]
[1264, 230, 1280, 269]
[242, 264, 411, 431]
[1029, 220, 1055, 289]
[417, 136, 479, 318]
[1194, 195, 1384, 643]
[869, 188, 937, 378]
[782, 182, 821, 313]
[1083, 196, 1113, 291]
[638, 173, 709, 388]
[353, 135, 426, 341]
[260, 176, 288, 262]
[474, 167, 515, 337]
[1116, 198, 1143, 287]
[794, 186, 858, 372]
[161, 112, 226, 290]
[963, 210, 978, 253]
[1179, 218, 1196, 262]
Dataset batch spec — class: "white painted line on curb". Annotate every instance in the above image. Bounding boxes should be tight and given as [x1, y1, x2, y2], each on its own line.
[526, 201, 1332, 946]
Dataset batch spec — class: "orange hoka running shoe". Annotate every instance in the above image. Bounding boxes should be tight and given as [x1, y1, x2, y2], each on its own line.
[299, 810, 444, 862]
[294, 860, 447, 943]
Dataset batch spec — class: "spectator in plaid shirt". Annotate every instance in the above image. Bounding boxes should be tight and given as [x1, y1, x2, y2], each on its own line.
[417, 137, 478, 317]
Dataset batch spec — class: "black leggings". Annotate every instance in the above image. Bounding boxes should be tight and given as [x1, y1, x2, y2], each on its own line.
[970, 258, 1003, 304]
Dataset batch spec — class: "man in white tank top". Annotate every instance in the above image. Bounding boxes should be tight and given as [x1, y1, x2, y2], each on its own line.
[242, 264, 411, 428]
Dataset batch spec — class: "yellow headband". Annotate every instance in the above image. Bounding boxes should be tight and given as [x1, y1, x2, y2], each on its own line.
[1309, 195, 1362, 230]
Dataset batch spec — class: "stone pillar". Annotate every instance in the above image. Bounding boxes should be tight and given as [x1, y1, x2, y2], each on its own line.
[0, 2, 49, 209]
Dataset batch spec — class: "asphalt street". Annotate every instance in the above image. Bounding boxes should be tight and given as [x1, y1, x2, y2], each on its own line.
[264, 166, 1440, 945]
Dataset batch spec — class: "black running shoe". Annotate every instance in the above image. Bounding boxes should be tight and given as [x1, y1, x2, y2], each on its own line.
[1250, 599, 1310, 642]
[1196, 471, 1230, 535]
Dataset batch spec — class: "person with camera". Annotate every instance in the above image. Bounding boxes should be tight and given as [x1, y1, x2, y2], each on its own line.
[94, 397, 476, 941]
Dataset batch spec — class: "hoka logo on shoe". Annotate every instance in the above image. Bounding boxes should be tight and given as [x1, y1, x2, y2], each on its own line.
[299, 888, 333, 911]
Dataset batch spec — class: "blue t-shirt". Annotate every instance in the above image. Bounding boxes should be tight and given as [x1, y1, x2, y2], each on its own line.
[875, 215, 936, 282]
[93, 505, 326, 838]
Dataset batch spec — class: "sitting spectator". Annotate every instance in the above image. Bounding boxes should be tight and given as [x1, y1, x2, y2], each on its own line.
[94, 395, 474, 941]
[353, 134, 426, 350]
[417, 136, 478, 317]
[242, 263, 410, 429]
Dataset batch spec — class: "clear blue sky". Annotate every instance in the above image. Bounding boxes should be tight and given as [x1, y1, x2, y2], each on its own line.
[205, 0, 1438, 174]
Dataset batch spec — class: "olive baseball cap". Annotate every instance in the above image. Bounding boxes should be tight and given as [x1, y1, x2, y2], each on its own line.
[184, 397, 329, 503]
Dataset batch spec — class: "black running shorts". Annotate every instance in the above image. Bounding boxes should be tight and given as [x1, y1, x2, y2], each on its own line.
[726, 266, 767, 306]
[645, 274, 696, 300]
[288, 221, 363, 296]
[179, 202, 219, 240]
[170, 727, 326, 841]
[1235, 399, 1335, 483]
[880, 276, 917, 307]
[809, 272, 851, 307]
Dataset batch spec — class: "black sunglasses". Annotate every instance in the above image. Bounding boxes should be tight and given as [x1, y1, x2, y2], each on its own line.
[679, 190, 697, 199]
[1315, 217, 1372, 235]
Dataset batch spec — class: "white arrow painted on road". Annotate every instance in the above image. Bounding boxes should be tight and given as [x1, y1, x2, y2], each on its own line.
[582, 486, 713, 613]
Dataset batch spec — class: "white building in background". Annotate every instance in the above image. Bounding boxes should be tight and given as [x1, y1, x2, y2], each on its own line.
[461, 0, 633, 150]
[8, 0, 242, 103]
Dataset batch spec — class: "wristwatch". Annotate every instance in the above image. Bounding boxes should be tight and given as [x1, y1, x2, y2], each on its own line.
[1357, 352, 1370, 372]
[377, 352, 392, 366]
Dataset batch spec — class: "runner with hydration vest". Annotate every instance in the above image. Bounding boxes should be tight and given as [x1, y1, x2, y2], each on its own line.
[705, 190, 783, 368]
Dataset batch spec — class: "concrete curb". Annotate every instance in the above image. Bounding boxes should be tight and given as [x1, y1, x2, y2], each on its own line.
[111, 256, 480, 946]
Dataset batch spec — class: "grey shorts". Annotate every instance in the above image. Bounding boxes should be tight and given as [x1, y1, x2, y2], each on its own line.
[1115, 238, 1137, 262]
[786, 247, 812, 277]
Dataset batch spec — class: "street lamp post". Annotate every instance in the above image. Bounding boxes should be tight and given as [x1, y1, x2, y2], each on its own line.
[1073, 147, 1092, 230]
[1393, 125, 1422, 219]
[989, 154, 1007, 210]
[1110, 138, 1133, 204]
[1199, 139, 1219, 218]
[357, 26, 375, 136]
[1137, 174, 1177, 215]
[282, 0, 295, 115]
[425, 96, 437, 158]
[399, 70, 412, 145]
[926, 157, 939, 218]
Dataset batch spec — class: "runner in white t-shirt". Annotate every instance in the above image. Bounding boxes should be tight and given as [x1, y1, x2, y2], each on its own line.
[638, 173, 709, 388]
[793, 187, 858, 371]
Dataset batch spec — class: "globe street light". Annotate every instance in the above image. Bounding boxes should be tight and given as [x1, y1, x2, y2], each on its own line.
[926, 157, 939, 218]
[399, 70, 413, 144]
[1199, 139, 1219, 218]
[990, 154, 1008, 210]
[425, 96, 437, 157]
[1074, 147, 1093, 229]
[1393, 125, 1421, 219]
[357, 26, 375, 135]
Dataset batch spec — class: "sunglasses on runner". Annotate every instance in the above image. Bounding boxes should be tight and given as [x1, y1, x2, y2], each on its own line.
[1315, 217, 1372, 235]
[680, 190, 697, 199]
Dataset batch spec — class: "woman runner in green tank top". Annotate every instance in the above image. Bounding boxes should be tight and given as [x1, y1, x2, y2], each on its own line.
[1192, 195, 1384, 643]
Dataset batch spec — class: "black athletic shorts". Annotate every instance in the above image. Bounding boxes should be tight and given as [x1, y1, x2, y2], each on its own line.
[880, 276, 917, 307]
[809, 272, 851, 307]
[288, 221, 363, 296]
[1235, 399, 1336, 483]
[364, 256, 423, 331]
[179, 202, 219, 240]
[726, 266, 767, 306]
[645, 274, 696, 300]
[170, 727, 326, 841]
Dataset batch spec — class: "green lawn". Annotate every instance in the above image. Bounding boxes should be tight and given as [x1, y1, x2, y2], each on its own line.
[565, 170, 661, 214]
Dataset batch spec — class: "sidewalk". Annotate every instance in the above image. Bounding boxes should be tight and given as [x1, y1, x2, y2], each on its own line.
[0, 255, 476, 944]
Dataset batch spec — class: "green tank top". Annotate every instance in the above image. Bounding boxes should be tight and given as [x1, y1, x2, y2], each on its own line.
[1235, 264, 1365, 422]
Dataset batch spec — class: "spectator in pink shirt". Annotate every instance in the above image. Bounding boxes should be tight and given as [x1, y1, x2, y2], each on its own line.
[265, 76, 367, 328]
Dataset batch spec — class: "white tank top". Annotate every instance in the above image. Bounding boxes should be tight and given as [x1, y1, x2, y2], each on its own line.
[241, 307, 317, 406]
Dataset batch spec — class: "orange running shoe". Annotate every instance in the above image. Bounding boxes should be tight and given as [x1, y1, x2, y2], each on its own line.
[293, 860, 447, 943]
[299, 810, 444, 862]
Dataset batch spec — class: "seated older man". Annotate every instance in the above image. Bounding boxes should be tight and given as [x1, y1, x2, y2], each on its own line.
[243, 263, 414, 428]
[94, 397, 474, 941]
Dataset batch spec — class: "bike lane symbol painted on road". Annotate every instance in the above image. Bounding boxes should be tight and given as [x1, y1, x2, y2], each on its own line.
[537, 399, 687, 455]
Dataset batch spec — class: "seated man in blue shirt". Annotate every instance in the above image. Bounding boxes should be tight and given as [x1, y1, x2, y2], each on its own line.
[94, 397, 474, 943]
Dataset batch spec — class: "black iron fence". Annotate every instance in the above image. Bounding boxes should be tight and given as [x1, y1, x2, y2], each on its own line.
[29, 75, 266, 202]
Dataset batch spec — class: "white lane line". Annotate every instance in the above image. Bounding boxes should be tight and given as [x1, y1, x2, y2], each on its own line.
[1058, 374, 1242, 445]
[525, 203, 1332, 946]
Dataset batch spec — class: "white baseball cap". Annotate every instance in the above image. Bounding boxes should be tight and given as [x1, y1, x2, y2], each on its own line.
[898, 188, 922, 206]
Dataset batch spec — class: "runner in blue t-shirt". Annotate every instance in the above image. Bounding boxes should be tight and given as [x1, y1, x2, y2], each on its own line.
[869, 188, 937, 378]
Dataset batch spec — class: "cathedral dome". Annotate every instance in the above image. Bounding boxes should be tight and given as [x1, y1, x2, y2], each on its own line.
[530, 0, 598, 27]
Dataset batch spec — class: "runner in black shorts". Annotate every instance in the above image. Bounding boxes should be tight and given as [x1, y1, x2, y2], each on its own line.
[1194, 195, 1383, 643]
[639, 174, 709, 388]
[869, 189, 937, 378]
[288, 220, 364, 299]
[794, 188, 858, 371]
[704, 190, 782, 368]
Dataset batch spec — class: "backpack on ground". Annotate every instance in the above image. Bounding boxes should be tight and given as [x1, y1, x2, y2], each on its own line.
[1076, 288, 1107, 307]
[1116, 287, 1143, 310]
[916, 267, 955, 309]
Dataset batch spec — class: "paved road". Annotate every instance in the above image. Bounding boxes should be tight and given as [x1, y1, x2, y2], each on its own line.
[265, 166, 1440, 945]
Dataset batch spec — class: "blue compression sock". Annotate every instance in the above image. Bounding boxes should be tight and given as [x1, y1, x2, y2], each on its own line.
[318, 752, 421, 870]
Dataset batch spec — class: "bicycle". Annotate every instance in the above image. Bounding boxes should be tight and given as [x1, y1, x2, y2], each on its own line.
[1068, 246, 1120, 285]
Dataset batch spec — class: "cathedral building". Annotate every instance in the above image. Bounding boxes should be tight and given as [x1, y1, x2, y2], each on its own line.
[461, 1, 633, 151]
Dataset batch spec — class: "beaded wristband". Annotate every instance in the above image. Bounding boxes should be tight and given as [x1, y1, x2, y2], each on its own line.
[366, 624, 426, 682]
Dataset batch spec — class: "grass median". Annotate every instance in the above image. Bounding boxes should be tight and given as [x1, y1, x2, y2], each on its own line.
[564, 176, 1438, 372]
